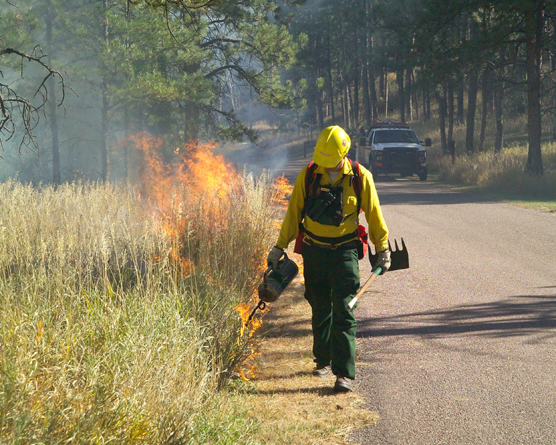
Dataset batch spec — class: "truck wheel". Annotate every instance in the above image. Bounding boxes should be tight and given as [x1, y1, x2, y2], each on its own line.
[419, 168, 428, 181]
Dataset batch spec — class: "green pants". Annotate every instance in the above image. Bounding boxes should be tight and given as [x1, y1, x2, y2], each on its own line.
[302, 243, 360, 379]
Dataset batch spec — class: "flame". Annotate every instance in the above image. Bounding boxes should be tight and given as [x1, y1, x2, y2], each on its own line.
[177, 140, 239, 200]
[119, 132, 239, 209]
[118, 131, 280, 380]
[271, 175, 293, 206]
[118, 132, 242, 278]
[127, 132, 173, 208]
[234, 296, 268, 381]
[235, 299, 266, 338]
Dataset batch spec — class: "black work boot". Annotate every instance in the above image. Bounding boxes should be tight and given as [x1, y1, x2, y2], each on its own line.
[333, 376, 354, 392]
[312, 364, 332, 378]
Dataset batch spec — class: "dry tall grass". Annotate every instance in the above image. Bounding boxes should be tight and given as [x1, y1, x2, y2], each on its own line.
[0, 173, 279, 443]
[428, 142, 556, 199]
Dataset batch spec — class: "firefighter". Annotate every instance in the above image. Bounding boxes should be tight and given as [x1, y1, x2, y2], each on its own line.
[267, 125, 390, 393]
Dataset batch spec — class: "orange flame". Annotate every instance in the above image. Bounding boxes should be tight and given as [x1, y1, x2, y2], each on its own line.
[118, 132, 242, 277]
[177, 140, 239, 201]
[271, 175, 293, 206]
[234, 295, 269, 381]
[119, 132, 239, 209]
[117, 132, 287, 380]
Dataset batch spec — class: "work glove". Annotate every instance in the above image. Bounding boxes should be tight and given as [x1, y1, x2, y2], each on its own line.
[267, 246, 284, 271]
[373, 249, 391, 275]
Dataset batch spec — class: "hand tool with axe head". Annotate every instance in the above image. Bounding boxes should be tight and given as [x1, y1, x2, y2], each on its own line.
[347, 238, 409, 309]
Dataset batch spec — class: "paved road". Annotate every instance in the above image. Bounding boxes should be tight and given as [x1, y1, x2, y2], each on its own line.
[274, 160, 556, 444]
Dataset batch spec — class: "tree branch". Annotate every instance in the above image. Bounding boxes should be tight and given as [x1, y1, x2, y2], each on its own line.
[0, 46, 67, 150]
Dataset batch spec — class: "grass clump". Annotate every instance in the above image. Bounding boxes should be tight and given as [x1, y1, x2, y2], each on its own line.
[0, 174, 279, 444]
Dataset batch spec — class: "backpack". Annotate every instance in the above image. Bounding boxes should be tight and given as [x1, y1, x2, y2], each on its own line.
[304, 158, 363, 215]
[294, 159, 368, 258]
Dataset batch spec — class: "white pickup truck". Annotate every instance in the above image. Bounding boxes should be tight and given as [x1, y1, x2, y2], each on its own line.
[356, 120, 431, 181]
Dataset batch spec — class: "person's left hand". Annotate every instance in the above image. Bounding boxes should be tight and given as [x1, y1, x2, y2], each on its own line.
[373, 249, 391, 275]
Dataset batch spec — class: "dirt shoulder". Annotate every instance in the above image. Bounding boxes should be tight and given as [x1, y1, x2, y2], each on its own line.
[245, 256, 378, 444]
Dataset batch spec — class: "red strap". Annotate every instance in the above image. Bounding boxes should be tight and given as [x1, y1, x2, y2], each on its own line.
[304, 161, 319, 196]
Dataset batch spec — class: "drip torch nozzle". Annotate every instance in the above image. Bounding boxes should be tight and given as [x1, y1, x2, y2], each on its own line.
[247, 300, 267, 324]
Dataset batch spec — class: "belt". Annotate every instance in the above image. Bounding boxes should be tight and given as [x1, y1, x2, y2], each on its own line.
[302, 227, 359, 245]
[303, 236, 359, 251]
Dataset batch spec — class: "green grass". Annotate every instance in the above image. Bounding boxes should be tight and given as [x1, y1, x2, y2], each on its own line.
[0, 175, 280, 443]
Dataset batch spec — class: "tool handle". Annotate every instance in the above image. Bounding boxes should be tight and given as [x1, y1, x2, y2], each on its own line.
[347, 267, 382, 309]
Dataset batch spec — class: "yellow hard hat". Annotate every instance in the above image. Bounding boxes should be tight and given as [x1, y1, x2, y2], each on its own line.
[313, 126, 351, 168]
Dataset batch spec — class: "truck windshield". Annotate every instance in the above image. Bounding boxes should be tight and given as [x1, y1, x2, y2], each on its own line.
[374, 130, 419, 144]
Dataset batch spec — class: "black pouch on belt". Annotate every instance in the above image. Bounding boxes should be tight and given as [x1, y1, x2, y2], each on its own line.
[305, 185, 344, 226]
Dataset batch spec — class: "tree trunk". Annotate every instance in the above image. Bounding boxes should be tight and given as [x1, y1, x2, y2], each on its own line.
[466, 70, 478, 153]
[525, 0, 544, 174]
[379, 65, 385, 100]
[326, 32, 335, 122]
[347, 83, 353, 128]
[340, 87, 347, 128]
[340, 22, 348, 127]
[466, 19, 480, 153]
[124, 108, 129, 181]
[438, 88, 447, 153]
[353, 27, 360, 126]
[45, 1, 60, 185]
[312, 41, 324, 129]
[362, 61, 371, 125]
[457, 14, 467, 123]
[447, 78, 455, 148]
[369, 35, 378, 120]
[422, 85, 427, 120]
[479, 69, 490, 151]
[397, 70, 405, 122]
[412, 71, 419, 120]
[426, 87, 431, 120]
[457, 81, 465, 123]
[101, 0, 109, 182]
[494, 74, 504, 153]
[384, 67, 389, 118]
[407, 68, 413, 121]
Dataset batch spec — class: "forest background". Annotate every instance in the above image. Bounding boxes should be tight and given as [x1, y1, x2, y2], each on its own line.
[1, 0, 556, 443]
[1, 0, 555, 184]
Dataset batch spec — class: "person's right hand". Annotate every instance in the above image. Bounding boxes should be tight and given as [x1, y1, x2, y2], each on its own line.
[373, 249, 391, 275]
[267, 246, 284, 271]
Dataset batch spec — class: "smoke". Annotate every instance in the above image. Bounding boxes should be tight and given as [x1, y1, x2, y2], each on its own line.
[0, 2, 310, 186]
[223, 136, 292, 180]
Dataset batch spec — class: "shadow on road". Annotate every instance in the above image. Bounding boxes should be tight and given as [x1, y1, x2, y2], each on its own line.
[357, 294, 556, 340]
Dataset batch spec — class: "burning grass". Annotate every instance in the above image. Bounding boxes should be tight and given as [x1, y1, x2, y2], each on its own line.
[0, 159, 281, 442]
[0, 132, 368, 443]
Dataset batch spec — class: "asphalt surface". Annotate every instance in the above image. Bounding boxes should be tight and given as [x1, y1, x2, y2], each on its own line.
[274, 158, 556, 445]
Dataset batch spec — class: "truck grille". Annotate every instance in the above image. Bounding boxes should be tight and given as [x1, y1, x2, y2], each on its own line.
[384, 147, 418, 170]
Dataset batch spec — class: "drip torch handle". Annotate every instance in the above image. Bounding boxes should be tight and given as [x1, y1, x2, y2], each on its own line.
[347, 267, 382, 310]
[263, 266, 272, 286]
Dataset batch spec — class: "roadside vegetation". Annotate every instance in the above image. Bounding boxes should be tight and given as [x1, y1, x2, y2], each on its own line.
[412, 118, 556, 210]
[0, 174, 282, 443]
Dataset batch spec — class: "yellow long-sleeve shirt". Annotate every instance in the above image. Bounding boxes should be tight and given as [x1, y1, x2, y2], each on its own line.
[276, 160, 389, 251]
